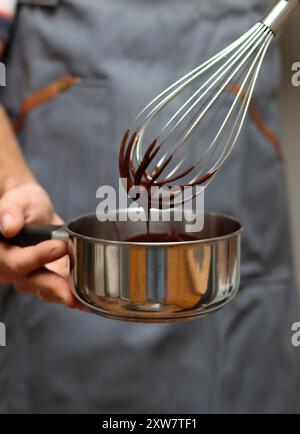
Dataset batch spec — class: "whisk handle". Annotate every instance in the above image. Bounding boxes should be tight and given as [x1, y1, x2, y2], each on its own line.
[261, 0, 299, 34]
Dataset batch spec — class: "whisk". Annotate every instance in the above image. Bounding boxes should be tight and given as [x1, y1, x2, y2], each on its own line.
[119, 0, 299, 203]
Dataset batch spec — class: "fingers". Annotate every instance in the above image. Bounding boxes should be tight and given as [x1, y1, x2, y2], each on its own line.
[0, 239, 82, 310]
[0, 240, 68, 281]
[15, 268, 79, 308]
[45, 254, 70, 280]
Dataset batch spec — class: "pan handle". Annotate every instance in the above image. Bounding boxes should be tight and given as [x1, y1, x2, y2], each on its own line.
[0, 225, 68, 247]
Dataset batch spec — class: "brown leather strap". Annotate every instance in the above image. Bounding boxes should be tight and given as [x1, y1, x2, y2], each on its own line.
[13, 75, 80, 132]
[228, 83, 284, 162]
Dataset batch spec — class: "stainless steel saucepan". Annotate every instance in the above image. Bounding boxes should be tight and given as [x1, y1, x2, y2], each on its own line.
[0, 209, 242, 323]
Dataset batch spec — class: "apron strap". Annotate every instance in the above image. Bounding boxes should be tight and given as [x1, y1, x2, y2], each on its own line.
[13, 75, 80, 131]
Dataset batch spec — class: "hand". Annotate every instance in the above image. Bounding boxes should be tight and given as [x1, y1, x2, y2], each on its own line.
[0, 182, 78, 308]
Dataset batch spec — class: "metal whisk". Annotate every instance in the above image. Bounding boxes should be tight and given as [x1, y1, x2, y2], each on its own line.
[120, 0, 299, 200]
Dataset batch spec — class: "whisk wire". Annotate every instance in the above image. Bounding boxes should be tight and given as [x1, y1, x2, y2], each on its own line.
[150, 25, 273, 180]
[135, 23, 261, 127]
[189, 31, 274, 186]
[157, 24, 266, 143]
[134, 24, 264, 165]
[119, 0, 298, 207]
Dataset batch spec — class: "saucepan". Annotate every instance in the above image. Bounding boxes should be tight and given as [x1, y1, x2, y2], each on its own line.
[0, 208, 242, 323]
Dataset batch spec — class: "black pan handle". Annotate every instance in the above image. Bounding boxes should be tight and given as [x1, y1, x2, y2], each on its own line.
[0, 224, 66, 247]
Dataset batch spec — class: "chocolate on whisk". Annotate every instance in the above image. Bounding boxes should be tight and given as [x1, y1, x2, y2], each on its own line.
[119, 129, 216, 197]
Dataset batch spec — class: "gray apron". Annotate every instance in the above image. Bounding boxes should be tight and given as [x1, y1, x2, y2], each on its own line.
[0, 0, 299, 414]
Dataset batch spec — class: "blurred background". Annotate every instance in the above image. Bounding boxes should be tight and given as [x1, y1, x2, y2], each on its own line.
[279, 8, 300, 289]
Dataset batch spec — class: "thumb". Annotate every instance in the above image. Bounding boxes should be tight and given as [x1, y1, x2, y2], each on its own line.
[0, 200, 26, 238]
[0, 183, 55, 238]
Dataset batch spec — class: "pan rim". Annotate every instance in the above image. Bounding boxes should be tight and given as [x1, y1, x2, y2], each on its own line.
[66, 209, 243, 247]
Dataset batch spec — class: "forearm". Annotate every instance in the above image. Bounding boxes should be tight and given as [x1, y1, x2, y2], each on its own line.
[0, 106, 36, 194]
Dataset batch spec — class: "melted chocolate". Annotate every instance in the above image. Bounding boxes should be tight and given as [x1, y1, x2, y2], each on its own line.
[119, 129, 213, 242]
[126, 232, 198, 243]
